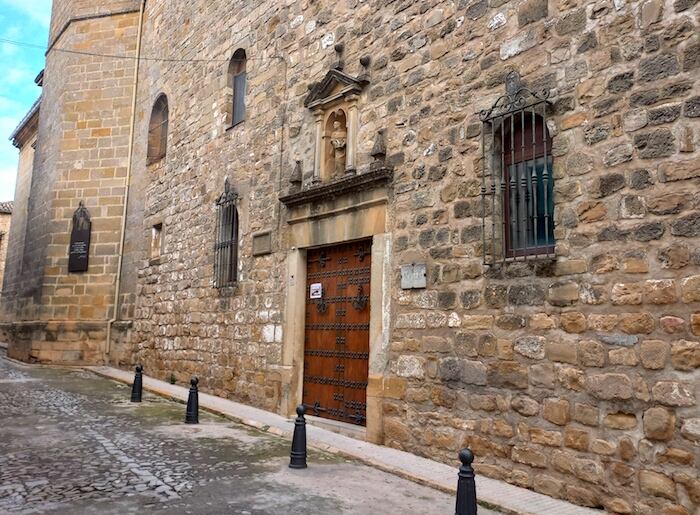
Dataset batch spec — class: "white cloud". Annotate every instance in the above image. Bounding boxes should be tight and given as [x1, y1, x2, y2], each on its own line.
[0, 0, 52, 28]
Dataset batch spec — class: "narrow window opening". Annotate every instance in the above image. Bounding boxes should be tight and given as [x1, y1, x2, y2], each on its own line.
[147, 95, 169, 165]
[151, 223, 163, 259]
[228, 49, 247, 127]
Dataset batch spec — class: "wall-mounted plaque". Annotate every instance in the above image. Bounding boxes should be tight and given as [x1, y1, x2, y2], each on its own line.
[400, 263, 427, 290]
[68, 201, 91, 273]
[252, 231, 272, 256]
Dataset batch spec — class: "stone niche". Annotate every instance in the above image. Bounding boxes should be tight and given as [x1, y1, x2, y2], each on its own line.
[305, 68, 368, 182]
[281, 65, 393, 249]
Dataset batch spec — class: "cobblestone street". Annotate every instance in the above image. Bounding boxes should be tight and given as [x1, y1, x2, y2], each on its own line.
[0, 350, 478, 514]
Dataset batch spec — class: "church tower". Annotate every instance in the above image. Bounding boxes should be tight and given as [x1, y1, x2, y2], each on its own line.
[1, 0, 143, 363]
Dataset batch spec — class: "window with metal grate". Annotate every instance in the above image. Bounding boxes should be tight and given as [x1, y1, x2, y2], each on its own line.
[214, 178, 239, 288]
[479, 72, 555, 265]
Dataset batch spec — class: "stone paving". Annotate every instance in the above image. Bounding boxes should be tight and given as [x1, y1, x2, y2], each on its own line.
[0, 351, 498, 514]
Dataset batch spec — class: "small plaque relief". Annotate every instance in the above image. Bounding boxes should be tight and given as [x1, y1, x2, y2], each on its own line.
[68, 201, 91, 273]
[252, 231, 272, 256]
[400, 264, 427, 290]
[310, 283, 323, 299]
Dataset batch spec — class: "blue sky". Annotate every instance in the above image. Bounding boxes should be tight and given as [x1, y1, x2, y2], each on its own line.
[0, 0, 50, 201]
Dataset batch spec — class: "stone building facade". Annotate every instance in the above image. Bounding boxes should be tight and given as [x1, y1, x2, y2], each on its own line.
[3, 0, 700, 512]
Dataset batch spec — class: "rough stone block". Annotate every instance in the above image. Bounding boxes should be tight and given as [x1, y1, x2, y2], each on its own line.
[514, 336, 546, 360]
[574, 403, 599, 426]
[517, 0, 548, 26]
[652, 381, 696, 406]
[578, 340, 606, 367]
[530, 427, 563, 446]
[639, 470, 677, 501]
[681, 275, 700, 302]
[643, 407, 676, 440]
[634, 128, 675, 159]
[612, 283, 643, 305]
[658, 160, 700, 182]
[512, 445, 548, 468]
[619, 312, 655, 334]
[670, 339, 700, 370]
[543, 398, 571, 425]
[604, 412, 638, 429]
[548, 281, 579, 307]
[640, 340, 670, 369]
[680, 418, 700, 442]
[587, 373, 633, 400]
[564, 427, 590, 451]
[512, 395, 540, 416]
[488, 361, 528, 389]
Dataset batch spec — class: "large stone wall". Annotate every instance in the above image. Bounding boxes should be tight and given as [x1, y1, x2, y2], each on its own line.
[2, 4, 140, 363]
[8, 0, 696, 511]
[378, 1, 700, 513]
[117, 0, 699, 511]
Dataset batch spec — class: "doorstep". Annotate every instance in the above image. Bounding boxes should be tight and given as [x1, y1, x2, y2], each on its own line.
[87, 365, 600, 515]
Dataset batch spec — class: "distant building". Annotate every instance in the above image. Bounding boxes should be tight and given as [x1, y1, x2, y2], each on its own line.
[0, 201, 13, 290]
[2, 1, 700, 512]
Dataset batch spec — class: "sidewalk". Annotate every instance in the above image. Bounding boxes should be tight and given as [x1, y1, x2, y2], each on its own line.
[89, 365, 600, 515]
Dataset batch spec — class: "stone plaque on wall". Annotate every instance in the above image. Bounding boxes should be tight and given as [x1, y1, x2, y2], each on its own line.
[68, 202, 91, 273]
[252, 231, 272, 256]
[400, 264, 427, 290]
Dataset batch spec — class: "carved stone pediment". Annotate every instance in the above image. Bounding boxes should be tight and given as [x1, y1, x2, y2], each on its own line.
[279, 167, 392, 208]
[304, 69, 369, 109]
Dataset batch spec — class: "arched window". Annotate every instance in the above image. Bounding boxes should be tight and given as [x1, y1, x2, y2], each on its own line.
[214, 178, 239, 287]
[479, 73, 555, 263]
[228, 49, 247, 126]
[147, 94, 169, 164]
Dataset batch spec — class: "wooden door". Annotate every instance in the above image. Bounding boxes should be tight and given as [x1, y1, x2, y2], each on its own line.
[303, 240, 371, 426]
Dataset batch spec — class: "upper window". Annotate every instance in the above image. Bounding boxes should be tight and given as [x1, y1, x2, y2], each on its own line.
[147, 94, 169, 165]
[228, 49, 247, 127]
[479, 72, 555, 263]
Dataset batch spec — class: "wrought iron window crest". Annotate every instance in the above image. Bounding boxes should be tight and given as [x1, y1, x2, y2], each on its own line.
[479, 72, 551, 122]
[217, 177, 239, 206]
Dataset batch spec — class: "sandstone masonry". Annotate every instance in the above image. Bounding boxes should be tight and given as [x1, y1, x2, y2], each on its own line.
[3, 0, 699, 512]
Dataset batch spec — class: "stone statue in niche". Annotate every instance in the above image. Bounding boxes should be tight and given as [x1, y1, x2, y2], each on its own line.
[323, 109, 348, 179]
[330, 121, 347, 176]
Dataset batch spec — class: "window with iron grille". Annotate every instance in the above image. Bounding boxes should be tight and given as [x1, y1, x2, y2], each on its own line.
[479, 72, 554, 265]
[147, 94, 169, 165]
[228, 49, 247, 127]
[214, 178, 239, 288]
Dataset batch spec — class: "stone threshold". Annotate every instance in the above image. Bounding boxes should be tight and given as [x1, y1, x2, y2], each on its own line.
[86, 365, 600, 515]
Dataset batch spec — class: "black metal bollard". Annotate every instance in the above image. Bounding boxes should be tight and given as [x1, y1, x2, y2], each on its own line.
[130, 365, 143, 403]
[185, 376, 199, 424]
[289, 404, 307, 469]
[455, 448, 477, 515]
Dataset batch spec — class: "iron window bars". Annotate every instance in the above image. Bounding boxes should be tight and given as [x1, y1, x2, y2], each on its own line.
[479, 72, 554, 265]
[214, 177, 239, 288]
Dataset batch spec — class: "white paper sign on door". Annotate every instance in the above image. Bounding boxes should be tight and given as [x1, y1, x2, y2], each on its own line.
[310, 283, 323, 299]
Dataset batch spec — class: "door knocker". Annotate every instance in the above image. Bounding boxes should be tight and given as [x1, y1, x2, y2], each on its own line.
[352, 284, 368, 311]
[316, 298, 328, 314]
